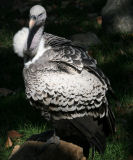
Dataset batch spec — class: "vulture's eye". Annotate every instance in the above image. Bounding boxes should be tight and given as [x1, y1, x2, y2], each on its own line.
[38, 13, 43, 17]
[30, 15, 36, 20]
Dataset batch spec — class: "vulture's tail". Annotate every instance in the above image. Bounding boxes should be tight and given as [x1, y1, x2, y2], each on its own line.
[70, 116, 106, 156]
[70, 110, 115, 157]
[55, 107, 115, 158]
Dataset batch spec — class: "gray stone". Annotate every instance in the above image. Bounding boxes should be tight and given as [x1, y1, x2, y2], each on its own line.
[70, 32, 101, 50]
[102, 0, 133, 33]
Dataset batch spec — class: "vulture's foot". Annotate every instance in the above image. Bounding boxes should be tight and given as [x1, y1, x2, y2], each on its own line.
[46, 135, 60, 145]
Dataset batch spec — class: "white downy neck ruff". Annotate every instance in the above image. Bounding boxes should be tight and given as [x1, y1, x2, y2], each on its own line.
[25, 37, 51, 67]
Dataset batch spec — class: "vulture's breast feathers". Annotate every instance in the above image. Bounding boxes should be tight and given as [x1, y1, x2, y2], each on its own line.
[22, 33, 109, 120]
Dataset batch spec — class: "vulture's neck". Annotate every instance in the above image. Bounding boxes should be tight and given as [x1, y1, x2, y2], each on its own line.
[27, 25, 44, 57]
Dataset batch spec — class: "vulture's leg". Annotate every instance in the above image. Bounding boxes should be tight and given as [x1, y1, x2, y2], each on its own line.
[48, 117, 60, 144]
[40, 125, 60, 145]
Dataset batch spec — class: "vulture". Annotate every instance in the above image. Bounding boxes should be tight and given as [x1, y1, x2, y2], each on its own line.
[13, 5, 115, 157]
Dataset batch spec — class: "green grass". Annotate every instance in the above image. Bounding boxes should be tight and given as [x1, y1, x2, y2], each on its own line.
[0, 1, 133, 160]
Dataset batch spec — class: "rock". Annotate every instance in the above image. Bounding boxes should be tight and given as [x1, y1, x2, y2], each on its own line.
[102, 0, 133, 33]
[102, 0, 131, 15]
[70, 32, 101, 50]
[9, 140, 86, 160]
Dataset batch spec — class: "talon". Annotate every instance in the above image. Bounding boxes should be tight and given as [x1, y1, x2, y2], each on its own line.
[46, 136, 60, 145]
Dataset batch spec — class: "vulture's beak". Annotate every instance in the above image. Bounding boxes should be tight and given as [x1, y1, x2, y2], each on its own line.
[29, 17, 36, 29]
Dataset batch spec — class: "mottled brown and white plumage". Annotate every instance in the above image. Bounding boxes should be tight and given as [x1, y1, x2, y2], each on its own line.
[13, 5, 115, 157]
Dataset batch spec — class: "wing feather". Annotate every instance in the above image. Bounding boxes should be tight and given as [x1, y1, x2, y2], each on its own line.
[44, 32, 112, 91]
[23, 32, 113, 120]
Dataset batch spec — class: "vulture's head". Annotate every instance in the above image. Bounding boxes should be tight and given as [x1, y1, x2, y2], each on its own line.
[13, 5, 47, 58]
[29, 5, 47, 29]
